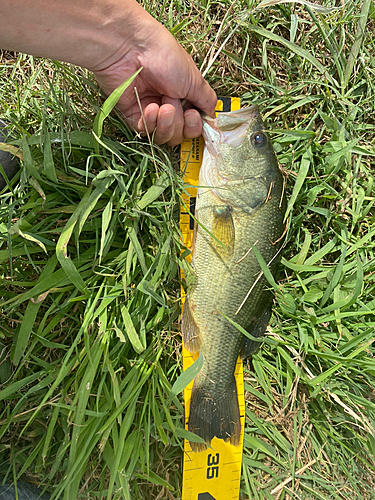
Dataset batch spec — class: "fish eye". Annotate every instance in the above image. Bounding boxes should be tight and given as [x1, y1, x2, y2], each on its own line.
[251, 132, 267, 147]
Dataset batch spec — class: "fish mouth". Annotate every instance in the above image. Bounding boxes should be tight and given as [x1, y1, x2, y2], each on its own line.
[202, 104, 260, 130]
[202, 104, 261, 149]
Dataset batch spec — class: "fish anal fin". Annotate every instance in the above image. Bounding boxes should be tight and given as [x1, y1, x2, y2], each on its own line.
[181, 298, 201, 353]
[211, 205, 235, 258]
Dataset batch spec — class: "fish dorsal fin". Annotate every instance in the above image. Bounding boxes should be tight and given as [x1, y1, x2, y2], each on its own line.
[211, 205, 235, 259]
[181, 298, 202, 353]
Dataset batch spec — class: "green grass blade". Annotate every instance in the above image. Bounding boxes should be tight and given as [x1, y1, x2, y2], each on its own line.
[284, 148, 311, 221]
[42, 130, 58, 183]
[92, 68, 143, 141]
[120, 303, 146, 353]
[343, 0, 372, 89]
[55, 189, 92, 292]
[137, 172, 171, 210]
[248, 24, 337, 87]
[168, 352, 203, 402]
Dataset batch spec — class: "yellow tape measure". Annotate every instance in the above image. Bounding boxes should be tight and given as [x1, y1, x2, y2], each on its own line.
[180, 97, 245, 500]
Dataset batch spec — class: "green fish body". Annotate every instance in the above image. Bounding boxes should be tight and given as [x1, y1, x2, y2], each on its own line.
[182, 105, 286, 452]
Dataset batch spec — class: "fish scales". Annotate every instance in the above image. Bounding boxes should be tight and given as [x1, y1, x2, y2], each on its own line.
[182, 104, 286, 452]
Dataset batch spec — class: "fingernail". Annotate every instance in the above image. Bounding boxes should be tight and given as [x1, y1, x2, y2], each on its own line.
[185, 113, 198, 128]
[148, 107, 158, 123]
[161, 110, 174, 128]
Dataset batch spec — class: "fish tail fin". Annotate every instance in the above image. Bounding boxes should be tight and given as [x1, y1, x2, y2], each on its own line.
[188, 376, 240, 452]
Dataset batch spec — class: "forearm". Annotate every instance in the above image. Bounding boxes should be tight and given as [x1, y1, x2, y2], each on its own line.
[0, 0, 157, 71]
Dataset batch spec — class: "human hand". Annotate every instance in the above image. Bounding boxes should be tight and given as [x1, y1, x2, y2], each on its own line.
[93, 20, 217, 146]
[0, 0, 216, 146]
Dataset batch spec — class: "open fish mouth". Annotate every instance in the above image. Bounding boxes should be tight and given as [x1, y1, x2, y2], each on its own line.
[202, 104, 262, 149]
[202, 104, 260, 129]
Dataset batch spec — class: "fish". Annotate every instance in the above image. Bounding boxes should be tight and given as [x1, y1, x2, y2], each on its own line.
[181, 104, 286, 452]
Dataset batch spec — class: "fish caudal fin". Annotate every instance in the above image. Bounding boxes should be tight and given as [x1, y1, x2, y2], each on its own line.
[188, 376, 240, 452]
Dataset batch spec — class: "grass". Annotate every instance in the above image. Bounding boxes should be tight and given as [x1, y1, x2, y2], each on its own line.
[0, 0, 375, 498]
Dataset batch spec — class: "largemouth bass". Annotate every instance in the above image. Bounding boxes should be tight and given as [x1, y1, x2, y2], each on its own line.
[182, 105, 286, 452]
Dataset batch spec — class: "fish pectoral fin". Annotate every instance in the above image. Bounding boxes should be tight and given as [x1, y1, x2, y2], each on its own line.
[181, 298, 202, 353]
[211, 205, 235, 258]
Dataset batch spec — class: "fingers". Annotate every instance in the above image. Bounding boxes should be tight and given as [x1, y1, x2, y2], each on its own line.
[157, 97, 184, 146]
[137, 99, 203, 146]
[137, 101, 178, 146]
[138, 102, 159, 135]
[183, 109, 203, 139]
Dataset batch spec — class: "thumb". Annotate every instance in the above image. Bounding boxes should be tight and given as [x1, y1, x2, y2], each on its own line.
[184, 65, 217, 118]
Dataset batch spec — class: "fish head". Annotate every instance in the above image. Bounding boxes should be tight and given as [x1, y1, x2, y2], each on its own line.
[200, 105, 280, 210]
[201, 105, 278, 182]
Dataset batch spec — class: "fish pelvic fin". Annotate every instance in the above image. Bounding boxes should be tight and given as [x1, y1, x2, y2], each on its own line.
[240, 303, 272, 359]
[182, 298, 202, 353]
[188, 375, 240, 452]
[240, 335, 261, 359]
[211, 205, 235, 259]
